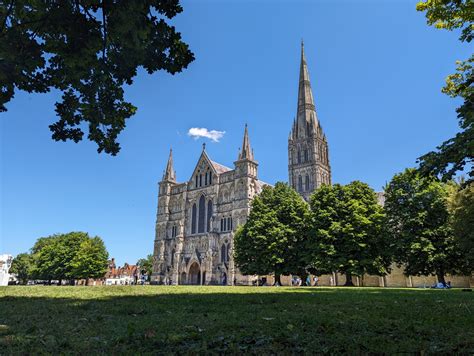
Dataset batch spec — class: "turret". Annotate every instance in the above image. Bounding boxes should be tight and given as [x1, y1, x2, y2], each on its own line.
[234, 124, 258, 178]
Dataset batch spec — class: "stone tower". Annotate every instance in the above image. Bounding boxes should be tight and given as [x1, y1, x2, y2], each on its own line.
[288, 42, 331, 201]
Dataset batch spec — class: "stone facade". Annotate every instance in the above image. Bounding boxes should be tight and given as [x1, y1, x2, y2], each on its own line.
[151, 126, 268, 285]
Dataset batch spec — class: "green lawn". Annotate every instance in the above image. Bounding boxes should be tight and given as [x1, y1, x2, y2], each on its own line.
[0, 286, 473, 354]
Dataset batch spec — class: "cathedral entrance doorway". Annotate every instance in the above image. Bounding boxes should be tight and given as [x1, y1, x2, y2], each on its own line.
[189, 262, 201, 285]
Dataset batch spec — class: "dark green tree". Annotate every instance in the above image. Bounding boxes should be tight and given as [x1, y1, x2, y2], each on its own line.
[1, 1, 194, 155]
[10, 252, 34, 284]
[234, 182, 310, 285]
[137, 254, 154, 280]
[70, 236, 109, 285]
[33, 232, 88, 283]
[308, 181, 389, 286]
[30, 236, 61, 282]
[448, 182, 474, 271]
[416, 0, 473, 182]
[384, 169, 465, 284]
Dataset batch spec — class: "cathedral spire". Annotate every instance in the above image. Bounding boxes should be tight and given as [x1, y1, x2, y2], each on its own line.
[163, 148, 176, 182]
[296, 41, 318, 136]
[238, 124, 254, 161]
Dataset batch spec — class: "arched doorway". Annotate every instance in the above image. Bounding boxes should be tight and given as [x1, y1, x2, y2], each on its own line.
[189, 262, 201, 285]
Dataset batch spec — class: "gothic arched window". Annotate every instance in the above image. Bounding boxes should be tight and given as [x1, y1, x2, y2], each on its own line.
[209, 172, 212, 185]
[207, 200, 213, 232]
[221, 244, 227, 263]
[226, 244, 231, 261]
[171, 249, 175, 266]
[297, 149, 301, 164]
[205, 172, 208, 185]
[298, 175, 303, 192]
[304, 149, 308, 162]
[195, 175, 198, 188]
[198, 195, 205, 233]
[191, 204, 197, 234]
[305, 174, 310, 191]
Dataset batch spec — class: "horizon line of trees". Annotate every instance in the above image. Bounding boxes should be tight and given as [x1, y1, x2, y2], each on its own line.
[234, 170, 473, 286]
[10, 232, 109, 285]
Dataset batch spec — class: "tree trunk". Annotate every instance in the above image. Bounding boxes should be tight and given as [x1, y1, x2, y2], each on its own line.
[344, 271, 354, 286]
[436, 269, 446, 286]
[85, 278, 89, 286]
[301, 273, 308, 286]
[58, 279, 62, 286]
[274, 274, 282, 286]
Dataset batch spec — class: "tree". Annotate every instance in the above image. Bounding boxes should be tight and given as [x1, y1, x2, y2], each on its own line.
[384, 168, 465, 284]
[1, 1, 194, 155]
[70, 236, 109, 285]
[10, 253, 33, 284]
[449, 182, 474, 271]
[308, 181, 389, 286]
[137, 254, 154, 280]
[32, 232, 89, 283]
[234, 182, 310, 285]
[31, 236, 63, 282]
[416, 1, 473, 182]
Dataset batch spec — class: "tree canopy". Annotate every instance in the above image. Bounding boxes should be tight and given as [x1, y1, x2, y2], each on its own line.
[448, 182, 474, 271]
[9, 252, 33, 284]
[308, 181, 389, 286]
[384, 169, 467, 283]
[234, 182, 310, 284]
[30, 231, 109, 283]
[70, 236, 109, 284]
[1, 1, 194, 155]
[416, 0, 473, 182]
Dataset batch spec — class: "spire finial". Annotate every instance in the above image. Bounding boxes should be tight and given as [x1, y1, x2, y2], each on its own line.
[163, 147, 176, 182]
[295, 40, 317, 137]
[238, 124, 254, 161]
[202, 142, 206, 151]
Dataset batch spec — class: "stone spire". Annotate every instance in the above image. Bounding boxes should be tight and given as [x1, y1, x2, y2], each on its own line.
[238, 124, 254, 161]
[288, 42, 331, 201]
[295, 41, 318, 137]
[162, 148, 176, 182]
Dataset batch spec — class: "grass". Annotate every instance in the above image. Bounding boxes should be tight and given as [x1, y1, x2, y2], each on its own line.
[0, 286, 473, 354]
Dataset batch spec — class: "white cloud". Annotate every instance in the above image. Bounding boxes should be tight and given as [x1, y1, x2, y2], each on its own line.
[187, 127, 225, 142]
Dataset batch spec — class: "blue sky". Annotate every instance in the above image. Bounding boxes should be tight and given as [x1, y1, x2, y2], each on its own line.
[1, 0, 469, 266]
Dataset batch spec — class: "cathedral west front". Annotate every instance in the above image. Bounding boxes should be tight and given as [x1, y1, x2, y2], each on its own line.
[151, 43, 327, 285]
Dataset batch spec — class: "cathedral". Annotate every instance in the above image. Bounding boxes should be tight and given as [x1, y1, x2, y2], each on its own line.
[152, 43, 473, 288]
[151, 43, 330, 285]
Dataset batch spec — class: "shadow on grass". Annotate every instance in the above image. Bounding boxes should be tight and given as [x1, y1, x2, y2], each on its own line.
[1, 287, 473, 353]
